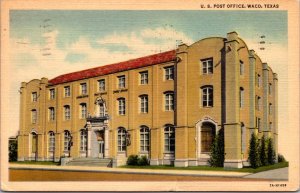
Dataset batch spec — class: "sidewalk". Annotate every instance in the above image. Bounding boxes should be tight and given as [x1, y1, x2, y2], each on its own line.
[243, 167, 288, 180]
[9, 163, 250, 178]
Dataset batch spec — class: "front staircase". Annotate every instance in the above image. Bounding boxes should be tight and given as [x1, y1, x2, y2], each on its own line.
[66, 157, 113, 167]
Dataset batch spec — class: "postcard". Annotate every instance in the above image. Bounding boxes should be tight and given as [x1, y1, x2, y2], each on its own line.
[1, 0, 299, 191]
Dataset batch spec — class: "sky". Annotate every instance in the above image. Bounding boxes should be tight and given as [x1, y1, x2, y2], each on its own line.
[8, 10, 288, 156]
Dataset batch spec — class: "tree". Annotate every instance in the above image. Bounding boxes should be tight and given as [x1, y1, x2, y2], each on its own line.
[267, 138, 276, 165]
[208, 129, 224, 167]
[259, 135, 268, 166]
[9, 139, 18, 162]
[248, 133, 260, 168]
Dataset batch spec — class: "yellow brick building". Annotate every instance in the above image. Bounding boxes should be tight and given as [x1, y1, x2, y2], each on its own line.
[17, 31, 278, 168]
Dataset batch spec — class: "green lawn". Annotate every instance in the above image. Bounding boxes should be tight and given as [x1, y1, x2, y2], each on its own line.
[120, 162, 288, 173]
[10, 161, 59, 166]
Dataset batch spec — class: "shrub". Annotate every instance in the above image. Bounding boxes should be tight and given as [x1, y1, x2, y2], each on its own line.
[248, 133, 260, 168]
[126, 155, 139, 165]
[267, 138, 276, 165]
[278, 154, 286, 163]
[259, 135, 268, 166]
[137, 155, 149, 166]
[208, 129, 224, 167]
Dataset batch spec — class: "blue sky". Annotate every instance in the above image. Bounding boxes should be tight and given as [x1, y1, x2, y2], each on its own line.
[8, 10, 288, 154]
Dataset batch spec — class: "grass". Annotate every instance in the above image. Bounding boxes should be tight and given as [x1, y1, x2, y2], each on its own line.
[10, 161, 60, 166]
[120, 161, 288, 173]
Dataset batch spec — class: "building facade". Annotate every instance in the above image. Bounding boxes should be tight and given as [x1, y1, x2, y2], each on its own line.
[17, 31, 278, 168]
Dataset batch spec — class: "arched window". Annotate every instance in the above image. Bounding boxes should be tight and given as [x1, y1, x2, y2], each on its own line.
[64, 130, 71, 152]
[201, 122, 215, 152]
[140, 126, 150, 152]
[164, 125, 175, 152]
[99, 103, 105, 117]
[117, 127, 127, 152]
[48, 131, 55, 152]
[31, 132, 37, 154]
[240, 87, 244, 108]
[80, 129, 87, 151]
[241, 123, 246, 153]
[201, 86, 213, 107]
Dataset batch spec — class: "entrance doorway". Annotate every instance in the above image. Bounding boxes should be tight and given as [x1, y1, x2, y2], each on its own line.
[96, 130, 105, 158]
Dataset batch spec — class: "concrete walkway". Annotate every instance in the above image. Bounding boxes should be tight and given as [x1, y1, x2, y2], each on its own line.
[9, 164, 249, 178]
[243, 167, 288, 180]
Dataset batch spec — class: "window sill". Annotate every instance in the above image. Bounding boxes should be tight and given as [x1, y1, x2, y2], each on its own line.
[113, 88, 128, 93]
[95, 91, 107, 96]
[77, 94, 89, 99]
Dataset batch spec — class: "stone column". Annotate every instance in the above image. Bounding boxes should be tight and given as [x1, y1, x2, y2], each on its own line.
[273, 73, 278, 161]
[87, 122, 92, 157]
[262, 63, 270, 138]
[104, 127, 109, 158]
[224, 31, 242, 168]
[249, 50, 257, 134]
[174, 44, 189, 167]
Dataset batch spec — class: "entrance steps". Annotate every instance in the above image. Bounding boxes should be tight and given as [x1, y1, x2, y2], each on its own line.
[67, 157, 112, 167]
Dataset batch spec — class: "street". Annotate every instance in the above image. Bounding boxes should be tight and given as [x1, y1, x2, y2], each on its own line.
[9, 168, 265, 181]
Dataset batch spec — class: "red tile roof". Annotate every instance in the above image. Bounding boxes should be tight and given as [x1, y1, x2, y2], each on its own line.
[49, 50, 176, 85]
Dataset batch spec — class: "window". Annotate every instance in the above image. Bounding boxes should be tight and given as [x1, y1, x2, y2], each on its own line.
[118, 75, 125, 89]
[31, 109, 37, 124]
[64, 131, 71, 152]
[164, 66, 174, 80]
[117, 127, 127, 152]
[256, 96, 261, 111]
[140, 126, 150, 152]
[269, 83, 272, 95]
[80, 103, 87, 119]
[49, 107, 55, 121]
[257, 74, 261, 87]
[31, 133, 37, 153]
[99, 103, 105, 117]
[240, 60, 244, 75]
[256, 117, 261, 131]
[140, 95, 148, 113]
[49, 89, 55, 100]
[80, 130, 87, 151]
[32, 92, 37, 102]
[241, 123, 246, 153]
[240, 87, 244, 108]
[140, 71, 148, 85]
[64, 86, 71, 97]
[164, 125, 175, 152]
[164, 92, 174, 111]
[64, 105, 71, 120]
[118, 98, 125, 115]
[202, 58, 213, 74]
[48, 131, 55, 152]
[269, 103, 272, 114]
[80, 83, 87, 95]
[201, 86, 213, 107]
[98, 79, 105, 92]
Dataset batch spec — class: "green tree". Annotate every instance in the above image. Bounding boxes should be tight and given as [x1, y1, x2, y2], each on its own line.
[208, 129, 224, 167]
[248, 133, 260, 168]
[267, 138, 276, 165]
[9, 140, 18, 162]
[259, 135, 268, 166]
